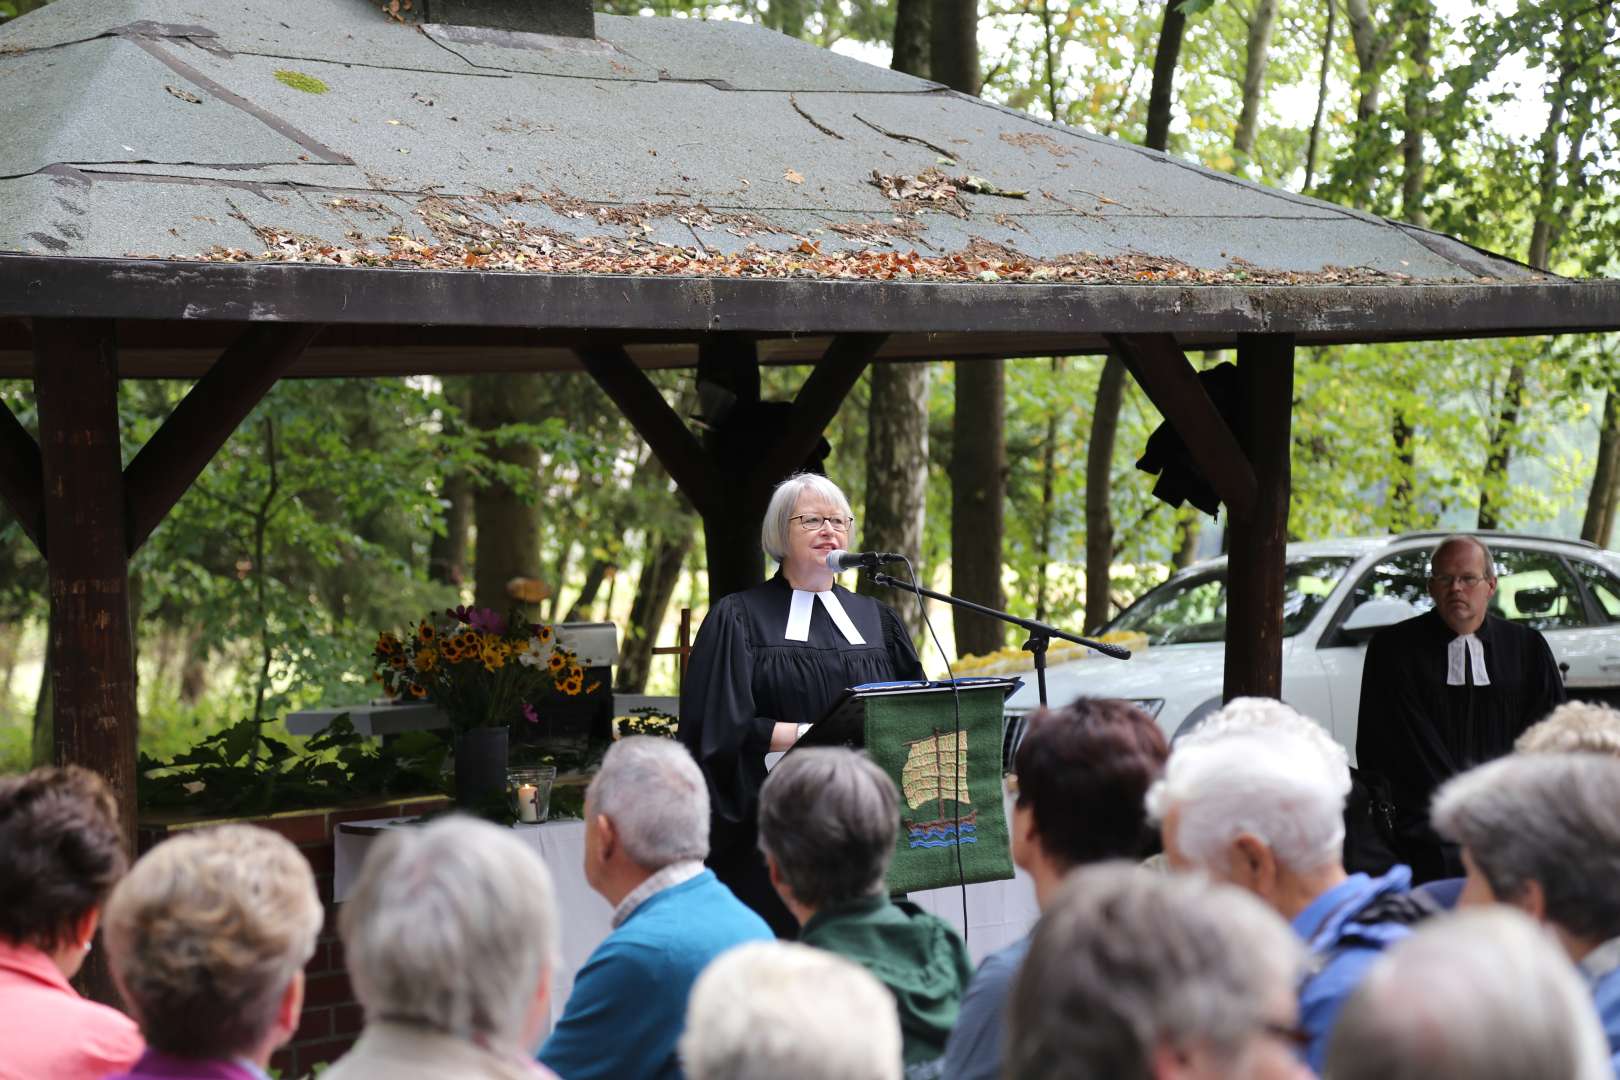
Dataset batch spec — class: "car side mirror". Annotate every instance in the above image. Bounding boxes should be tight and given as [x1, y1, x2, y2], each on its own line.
[1340, 597, 1421, 643]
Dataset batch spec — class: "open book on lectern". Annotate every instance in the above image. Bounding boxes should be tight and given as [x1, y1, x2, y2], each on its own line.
[792, 677, 1023, 751]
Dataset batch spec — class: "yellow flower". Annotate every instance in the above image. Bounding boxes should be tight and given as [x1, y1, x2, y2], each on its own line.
[535, 625, 553, 645]
[567, 664, 583, 682]
[417, 621, 436, 643]
[562, 675, 584, 696]
[481, 645, 506, 671]
[441, 641, 463, 664]
[376, 631, 403, 656]
[407, 682, 427, 698]
[414, 650, 437, 673]
[547, 652, 566, 673]
[389, 654, 407, 671]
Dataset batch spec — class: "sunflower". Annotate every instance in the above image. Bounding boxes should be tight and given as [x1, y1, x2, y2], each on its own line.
[375, 631, 403, 657]
[535, 625, 554, 646]
[455, 630, 479, 653]
[414, 650, 437, 673]
[441, 640, 465, 664]
[562, 675, 584, 696]
[567, 664, 584, 682]
[417, 621, 436, 644]
[407, 682, 428, 698]
[481, 645, 506, 672]
[389, 654, 407, 671]
[547, 652, 567, 673]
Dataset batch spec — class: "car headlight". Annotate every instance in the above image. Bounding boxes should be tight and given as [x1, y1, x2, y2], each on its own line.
[1131, 698, 1166, 719]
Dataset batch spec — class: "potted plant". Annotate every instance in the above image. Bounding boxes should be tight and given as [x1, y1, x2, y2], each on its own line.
[373, 606, 585, 809]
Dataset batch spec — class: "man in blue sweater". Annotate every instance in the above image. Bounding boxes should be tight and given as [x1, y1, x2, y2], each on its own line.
[540, 737, 772, 1080]
[1151, 699, 1424, 1072]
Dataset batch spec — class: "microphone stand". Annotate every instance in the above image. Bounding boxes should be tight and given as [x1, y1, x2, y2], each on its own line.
[867, 571, 1130, 710]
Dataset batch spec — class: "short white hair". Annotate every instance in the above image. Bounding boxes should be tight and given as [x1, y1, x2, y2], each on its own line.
[587, 737, 709, 869]
[760, 473, 854, 563]
[1147, 700, 1350, 875]
[340, 816, 558, 1053]
[1516, 700, 1620, 757]
[680, 941, 901, 1080]
[1325, 907, 1613, 1080]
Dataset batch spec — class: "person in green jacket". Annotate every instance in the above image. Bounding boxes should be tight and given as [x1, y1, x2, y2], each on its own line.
[757, 747, 973, 1074]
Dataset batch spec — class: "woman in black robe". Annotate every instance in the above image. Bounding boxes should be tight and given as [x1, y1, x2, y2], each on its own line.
[679, 473, 925, 936]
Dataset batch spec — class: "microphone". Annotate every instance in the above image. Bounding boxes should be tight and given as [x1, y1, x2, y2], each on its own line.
[825, 550, 906, 572]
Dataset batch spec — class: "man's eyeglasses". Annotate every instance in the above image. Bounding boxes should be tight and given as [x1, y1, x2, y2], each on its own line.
[1430, 574, 1489, 589]
[791, 514, 853, 533]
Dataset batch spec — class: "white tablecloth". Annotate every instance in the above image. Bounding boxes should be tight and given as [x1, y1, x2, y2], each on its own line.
[335, 817, 1039, 1026]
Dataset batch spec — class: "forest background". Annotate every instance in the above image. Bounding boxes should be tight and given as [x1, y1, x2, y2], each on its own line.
[0, 0, 1616, 772]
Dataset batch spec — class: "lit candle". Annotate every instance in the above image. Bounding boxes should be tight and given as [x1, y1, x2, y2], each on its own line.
[517, 783, 539, 823]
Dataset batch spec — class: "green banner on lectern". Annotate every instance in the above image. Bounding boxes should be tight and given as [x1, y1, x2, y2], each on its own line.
[799, 679, 1017, 894]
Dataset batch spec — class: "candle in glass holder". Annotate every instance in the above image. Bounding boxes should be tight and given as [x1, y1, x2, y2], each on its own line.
[516, 783, 540, 823]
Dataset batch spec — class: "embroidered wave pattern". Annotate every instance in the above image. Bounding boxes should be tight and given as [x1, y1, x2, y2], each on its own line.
[908, 820, 978, 848]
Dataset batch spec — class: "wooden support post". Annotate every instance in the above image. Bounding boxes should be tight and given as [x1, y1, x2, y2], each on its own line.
[1223, 333, 1295, 701]
[577, 345, 719, 514]
[32, 319, 139, 853]
[0, 392, 44, 552]
[123, 323, 320, 552]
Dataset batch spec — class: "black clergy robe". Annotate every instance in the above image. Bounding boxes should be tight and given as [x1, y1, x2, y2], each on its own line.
[1356, 609, 1566, 882]
[678, 574, 925, 935]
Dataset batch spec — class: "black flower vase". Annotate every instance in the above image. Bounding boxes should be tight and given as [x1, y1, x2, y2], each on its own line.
[453, 726, 509, 809]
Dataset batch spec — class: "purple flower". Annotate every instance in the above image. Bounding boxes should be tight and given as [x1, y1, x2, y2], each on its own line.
[446, 604, 473, 625]
[468, 608, 507, 635]
[522, 702, 541, 725]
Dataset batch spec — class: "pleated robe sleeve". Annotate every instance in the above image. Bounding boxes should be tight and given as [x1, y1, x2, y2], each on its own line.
[879, 602, 927, 682]
[678, 596, 776, 859]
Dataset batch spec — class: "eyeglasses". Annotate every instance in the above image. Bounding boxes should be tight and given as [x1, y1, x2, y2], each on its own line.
[790, 514, 853, 533]
[1430, 574, 1489, 589]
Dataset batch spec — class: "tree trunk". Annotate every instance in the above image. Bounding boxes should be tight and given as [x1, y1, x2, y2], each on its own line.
[1233, 0, 1280, 166]
[951, 360, 1006, 656]
[1144, 0, 1188, 150]
[615, 533, 692, 694]
[859, 362, 932, 641]
[1085, 355, 1126, 633]
[891, 0, 930, 77]
[428, 470, 472, 587]
[1034, 359, 1063, 622]
[469, 375, 545, 619]
[1400, 1, 1431, 226]
[565, 559, 614, 623]
[1175, 510, 1202, 568]
[1391, 413, 1417, 530]
[31, 635, 51, 767]
[1478, 361, 1528, 531]
[1303, 0, 1337, 192]
[929, 0, 978, 94]
[1583, 389, 1620, 547]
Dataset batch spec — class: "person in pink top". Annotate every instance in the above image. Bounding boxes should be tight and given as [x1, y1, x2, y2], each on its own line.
[0, 765, 144, 1080]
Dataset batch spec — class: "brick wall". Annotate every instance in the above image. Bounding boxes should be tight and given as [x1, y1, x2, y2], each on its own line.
[137, 796, 449, 1079]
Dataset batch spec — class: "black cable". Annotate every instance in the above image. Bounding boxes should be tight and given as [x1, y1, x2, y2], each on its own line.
[894, 555, 969, 947]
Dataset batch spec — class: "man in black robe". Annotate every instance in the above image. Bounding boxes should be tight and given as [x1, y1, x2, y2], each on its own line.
[1357, 534, 1566, 882]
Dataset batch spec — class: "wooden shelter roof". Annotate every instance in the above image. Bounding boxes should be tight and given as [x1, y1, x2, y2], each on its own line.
[1, 0, 1617, 377]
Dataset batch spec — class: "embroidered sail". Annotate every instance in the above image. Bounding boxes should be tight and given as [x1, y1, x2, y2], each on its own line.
[900, 729, 977, 849]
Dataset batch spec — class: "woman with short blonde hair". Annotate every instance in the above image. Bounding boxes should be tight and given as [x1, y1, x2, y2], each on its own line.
[101, 824, 322, 1080]
[679, 472, 925, 935]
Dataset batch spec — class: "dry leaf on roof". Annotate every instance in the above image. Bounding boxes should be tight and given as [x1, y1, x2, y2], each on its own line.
[784, 169, 805, 185]
[164, 85, 203, 104]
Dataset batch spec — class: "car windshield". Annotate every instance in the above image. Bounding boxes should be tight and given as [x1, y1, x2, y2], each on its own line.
[1106, 555, 1355, 646]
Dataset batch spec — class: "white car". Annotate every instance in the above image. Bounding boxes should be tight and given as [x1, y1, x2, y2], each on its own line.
[1005, 532, 1620, 761]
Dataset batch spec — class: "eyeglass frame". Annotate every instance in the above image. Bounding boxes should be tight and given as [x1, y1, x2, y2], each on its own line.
[789, 513, 854, 533]
[1429, 573, 1493, 589]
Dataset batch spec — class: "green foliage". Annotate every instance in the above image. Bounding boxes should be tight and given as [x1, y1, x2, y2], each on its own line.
[138, 715, 446, 819]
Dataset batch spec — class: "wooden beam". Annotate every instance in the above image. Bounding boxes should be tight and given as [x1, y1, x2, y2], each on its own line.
[1108, 332, 1258, 520]
[123, 322, 321, 553]
[1223, 333, 1296, 701]
[755, 332, 887, 490]
[576, 344, 720, 515]
[0, 392, 44, 553]
[32, 318, 139, 866]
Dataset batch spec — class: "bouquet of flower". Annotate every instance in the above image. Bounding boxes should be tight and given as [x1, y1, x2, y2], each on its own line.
[373, 606, 593, 735]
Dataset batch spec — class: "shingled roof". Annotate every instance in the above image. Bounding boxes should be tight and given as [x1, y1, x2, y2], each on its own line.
[1, 0, 1616, 375]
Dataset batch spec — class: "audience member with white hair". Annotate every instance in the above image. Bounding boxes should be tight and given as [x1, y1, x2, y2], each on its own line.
[1515, 699, 1620, 757]
[1323, 906, 1613, 1080]
[680, 941, 902, 1080]
[542, 737, 772, 1080]
[326, 816, 562, 1080]
[1431, 752, 1620, 1070]
[757, 747, 970, 1073]
[102, 825, 322, 1080]
[1007, 863, 1312, 1080]
[1149, 697, 1424, 1070]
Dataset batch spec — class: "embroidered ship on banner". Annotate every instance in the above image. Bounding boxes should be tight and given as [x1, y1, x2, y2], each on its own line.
[901, 729, 977, 849]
